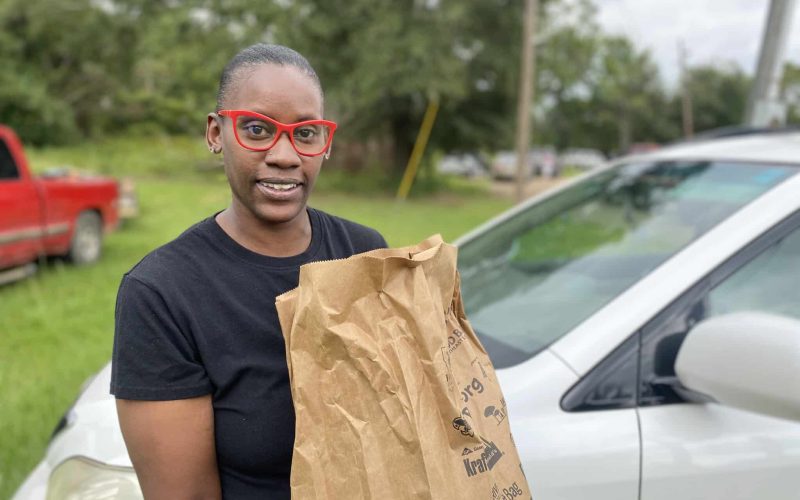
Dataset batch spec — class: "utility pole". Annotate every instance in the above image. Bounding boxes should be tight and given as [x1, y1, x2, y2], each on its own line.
[678, 41, 694, 139]
[745, 0, 797, 126]
[514, 0, 539, 203]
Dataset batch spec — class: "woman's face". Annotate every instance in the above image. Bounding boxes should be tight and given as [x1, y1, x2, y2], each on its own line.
[207, 63, 325, 229]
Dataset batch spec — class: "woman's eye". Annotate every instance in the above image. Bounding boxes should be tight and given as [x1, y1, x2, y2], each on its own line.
[242, 122, 272, 138]
[295, 127, 318, 142]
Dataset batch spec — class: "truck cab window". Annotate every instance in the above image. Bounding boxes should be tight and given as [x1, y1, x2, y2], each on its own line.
[0, 141, 19, 179]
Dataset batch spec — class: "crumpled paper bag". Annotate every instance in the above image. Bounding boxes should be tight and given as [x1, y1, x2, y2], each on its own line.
[276, 235, 532, 500]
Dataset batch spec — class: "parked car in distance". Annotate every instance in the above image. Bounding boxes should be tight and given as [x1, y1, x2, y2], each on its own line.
[12, 131, 800, 500]
[491, 147, 557, 180]
[436, 152, 490, 178]
[490, 150, 518, 180]
[557, 147, 606, 171]
[0, 126, 124, 285]
[626, 141, 660, 155]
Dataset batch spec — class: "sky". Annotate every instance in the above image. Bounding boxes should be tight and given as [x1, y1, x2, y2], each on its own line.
[594, 0, 800, 88]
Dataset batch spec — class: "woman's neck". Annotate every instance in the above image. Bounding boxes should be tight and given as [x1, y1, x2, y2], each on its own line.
[215, 206, 312, 258]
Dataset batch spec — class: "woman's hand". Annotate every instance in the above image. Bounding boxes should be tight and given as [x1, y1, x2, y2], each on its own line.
[116, 395, 221, 500]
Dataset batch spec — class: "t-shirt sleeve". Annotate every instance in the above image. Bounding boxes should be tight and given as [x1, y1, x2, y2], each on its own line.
[366, 228, 388, 250]
[111, 274, 213, 400]
[350, 223, 388, 252]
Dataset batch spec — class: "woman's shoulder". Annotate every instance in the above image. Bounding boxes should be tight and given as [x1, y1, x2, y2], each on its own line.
[125, 217, 218, 288]
[310, 208, 388, 253]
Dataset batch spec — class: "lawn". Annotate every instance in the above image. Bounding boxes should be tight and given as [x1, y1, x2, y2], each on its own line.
[0, 174, 511, 497]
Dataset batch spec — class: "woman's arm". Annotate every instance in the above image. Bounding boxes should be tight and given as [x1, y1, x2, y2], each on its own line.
[116, 395, 221, 500]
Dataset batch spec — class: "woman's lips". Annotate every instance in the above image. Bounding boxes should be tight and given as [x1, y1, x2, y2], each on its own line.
[255, 180, 303, 201]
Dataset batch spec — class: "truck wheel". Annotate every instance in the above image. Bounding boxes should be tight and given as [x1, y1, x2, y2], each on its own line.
[68, 211, 103, 265]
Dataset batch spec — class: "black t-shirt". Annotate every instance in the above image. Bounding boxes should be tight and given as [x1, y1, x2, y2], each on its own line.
[110, 208, 387, 498]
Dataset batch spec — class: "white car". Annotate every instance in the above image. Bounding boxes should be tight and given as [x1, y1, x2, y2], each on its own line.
[491, 147, 558, 179]
[14, 131, 800, 499]
[436, 153, 490, 178]
[557, 147, 606, 171]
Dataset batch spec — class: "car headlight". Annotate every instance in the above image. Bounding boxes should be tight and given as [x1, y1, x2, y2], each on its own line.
[46, 456, 142, 500]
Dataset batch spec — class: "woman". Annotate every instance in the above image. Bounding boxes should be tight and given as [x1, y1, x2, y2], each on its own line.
[111, 44, 387, 499]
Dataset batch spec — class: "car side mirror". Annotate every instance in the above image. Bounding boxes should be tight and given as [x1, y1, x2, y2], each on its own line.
[675, 312, 800, 422]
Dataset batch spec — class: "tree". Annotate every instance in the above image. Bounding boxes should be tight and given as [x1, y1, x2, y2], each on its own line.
[591, 36, 668, 153]
[274, 0, 472, 171]
[0, 0, 282, 143]
[0, 0, 713, 162]
[113, 0, 265, 134]
[535, 0, 601, 149]
[676, 63, 750, 133]
[783, 62, 800, 125]
[0, 0, 134, 143]
[536, 33, 675, 155]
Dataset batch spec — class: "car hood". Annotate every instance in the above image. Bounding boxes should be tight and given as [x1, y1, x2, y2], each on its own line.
[47, 363, 132, 468]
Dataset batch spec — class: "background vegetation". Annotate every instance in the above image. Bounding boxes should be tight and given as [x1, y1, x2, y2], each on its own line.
[2, 0, 799, 167]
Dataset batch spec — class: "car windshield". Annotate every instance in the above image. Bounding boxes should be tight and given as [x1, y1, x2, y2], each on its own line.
[458, 160, 798, 368]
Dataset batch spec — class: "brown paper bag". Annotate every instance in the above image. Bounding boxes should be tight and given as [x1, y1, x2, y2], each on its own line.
[276, 235, 532, 500]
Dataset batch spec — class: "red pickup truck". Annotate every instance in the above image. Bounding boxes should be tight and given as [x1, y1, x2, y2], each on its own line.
[0, 125, 121, 284]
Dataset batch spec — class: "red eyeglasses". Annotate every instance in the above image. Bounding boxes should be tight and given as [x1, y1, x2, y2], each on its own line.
[218, 110, 337, 157]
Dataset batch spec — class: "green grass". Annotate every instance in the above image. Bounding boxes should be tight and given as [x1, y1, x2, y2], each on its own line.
[23, 134, 493, 198]
[0, 176, 511, 497]
[25, 135, 218, 177]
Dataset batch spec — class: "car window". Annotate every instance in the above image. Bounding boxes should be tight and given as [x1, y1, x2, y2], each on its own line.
[0, 141, 19, 180]
[707, 228, 800, 320]
[639, 212, 800, 407]
[458, 160, 798, 368]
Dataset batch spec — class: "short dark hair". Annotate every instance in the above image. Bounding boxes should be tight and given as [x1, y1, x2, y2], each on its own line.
[215, 43, 323, 111]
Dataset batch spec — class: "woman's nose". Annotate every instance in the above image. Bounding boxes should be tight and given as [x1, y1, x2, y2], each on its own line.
[266, 134, 301, 167]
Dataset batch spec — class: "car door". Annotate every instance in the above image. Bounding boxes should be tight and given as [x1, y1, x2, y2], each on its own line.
[0, 138, 42, 268]
[520, 337, 641, 500]
[637, 210, 800, 500]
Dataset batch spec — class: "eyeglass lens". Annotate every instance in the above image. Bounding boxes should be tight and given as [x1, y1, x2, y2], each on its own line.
[235, 115, 330, 155]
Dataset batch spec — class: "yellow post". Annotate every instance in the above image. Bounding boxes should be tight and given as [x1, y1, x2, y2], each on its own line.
[396, 97, 440, 201]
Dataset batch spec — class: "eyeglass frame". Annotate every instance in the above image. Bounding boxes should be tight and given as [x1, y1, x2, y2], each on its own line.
[217, 109, 337, 158]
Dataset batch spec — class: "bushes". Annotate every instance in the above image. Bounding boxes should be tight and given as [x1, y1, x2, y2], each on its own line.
[0, 69, 80, 146]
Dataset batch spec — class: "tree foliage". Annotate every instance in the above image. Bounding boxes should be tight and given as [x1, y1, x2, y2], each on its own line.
[679, 63, 750, 134]
[537, 32, 675, 155]
[0, 0, 771, 162]
[783, 63, 800, 125]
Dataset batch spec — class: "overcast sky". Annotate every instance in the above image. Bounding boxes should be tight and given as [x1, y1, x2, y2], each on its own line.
[594, 0, 800, 88]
